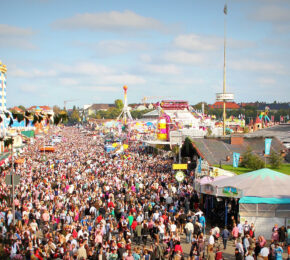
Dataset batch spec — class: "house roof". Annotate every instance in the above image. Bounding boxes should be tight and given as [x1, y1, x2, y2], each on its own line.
[9, 106, 24, 113]
[27, 105, 52, 111]
[191, 136, 285, 166]
[209, 102, 240, 109]
[255, 116, 262, 124]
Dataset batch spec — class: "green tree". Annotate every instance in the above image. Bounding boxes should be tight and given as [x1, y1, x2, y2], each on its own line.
[18, 105, 26, 111]
[241, 147, 264, 170]
[115, 99, 124, 110]
[269, 151, 283, 169]
[193, 102, 209, 113]
[69, 106, 80, 124]
[181, 137, 195, 158]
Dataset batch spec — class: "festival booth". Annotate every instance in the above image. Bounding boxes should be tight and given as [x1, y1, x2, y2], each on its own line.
[220, 169, 289, 239]
[197, 171, 241, 227]
[210, 168, 290, 239]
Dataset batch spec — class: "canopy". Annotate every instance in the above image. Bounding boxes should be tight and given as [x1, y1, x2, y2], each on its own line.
[211, 168, 290, 199]
[21, 130, 35, 138]
[196, 175, 231, 194]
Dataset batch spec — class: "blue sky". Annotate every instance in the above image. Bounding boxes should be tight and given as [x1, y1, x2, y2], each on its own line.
[1, 0, 290, 108]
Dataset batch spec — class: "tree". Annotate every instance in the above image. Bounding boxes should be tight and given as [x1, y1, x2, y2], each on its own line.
[181, 137, 195, 158]
[53, 105, 61, 114]
[115, 99, 124, 110]
[269, 151, 283, 169]
[18, 105, 26, 111]
[241, 147, 264, 170]
[68, 106, 80, 124]
[193, 102, 209, 113]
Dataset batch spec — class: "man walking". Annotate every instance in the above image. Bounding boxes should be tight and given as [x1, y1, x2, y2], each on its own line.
[221, 226, 230, 250]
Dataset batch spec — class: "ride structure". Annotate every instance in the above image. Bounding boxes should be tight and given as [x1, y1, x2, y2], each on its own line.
[117, 85, 132, 125]
[259, 106, 271, 124]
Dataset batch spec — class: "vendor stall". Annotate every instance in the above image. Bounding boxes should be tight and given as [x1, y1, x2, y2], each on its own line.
[211, 168, 290, 239]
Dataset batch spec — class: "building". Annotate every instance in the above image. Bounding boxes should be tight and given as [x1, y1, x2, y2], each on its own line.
[131, 103, 154, 111]
[9, 106, 24, 113]
[27, 105, 53, 115]
[85, 104, 115, 116]
[209, 102, 240, 110]
[191, 135, 286, 166]
[239, 102, 260, 108]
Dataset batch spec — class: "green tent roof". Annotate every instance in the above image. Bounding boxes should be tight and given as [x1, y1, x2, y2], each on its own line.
[21, 130, 34, 138]
[211, 168, 290, 199]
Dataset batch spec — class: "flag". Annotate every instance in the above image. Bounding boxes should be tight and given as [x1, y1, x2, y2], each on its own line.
[197, 157, 202, 173]
[224, 4, 227, 15]
[265, 138, 272, 155]
[233, 152, 240, 168]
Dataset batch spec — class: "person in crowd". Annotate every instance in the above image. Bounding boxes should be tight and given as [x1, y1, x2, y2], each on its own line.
[0, 125, 285, 260]
[221, 226, 230, 250]
[232, 223, 239, 244]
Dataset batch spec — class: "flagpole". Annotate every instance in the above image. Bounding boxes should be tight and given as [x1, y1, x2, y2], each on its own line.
[223, 3, 227, 136]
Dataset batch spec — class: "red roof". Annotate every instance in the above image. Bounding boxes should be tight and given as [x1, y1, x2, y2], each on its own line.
[27, 106, 52, 111]
[209, 102, 240, 109]
[255, 116, 262, 124]
[9, 106, 24, 113]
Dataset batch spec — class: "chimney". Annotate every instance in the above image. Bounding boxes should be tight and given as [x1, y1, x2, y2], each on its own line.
[231, 135, 244, 145]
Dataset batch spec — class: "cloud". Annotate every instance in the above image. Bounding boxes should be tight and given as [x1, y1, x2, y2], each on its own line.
[56, 62, 113, 76]
[76, 86, 119, 92]
[59, 78, 79, 86]
[0, 24, 36, 49]
[142, 64, 181, 75]
[256, 77, 276, 85]
[254, 5, 290, 23]
[251, 4, 290, 32]
[52, 10, 173, 33]
[19, 84, 41, 93]
[0, 24, 34, 36]
[230, 59, 286, 74]
[10, 68, 57, 78]
[99, 74, 146, 85]
[173, 34, 255, 52]
[173, 34, 218, 51]
[75, 40, 150, 57]
[163, 51, 205, 65]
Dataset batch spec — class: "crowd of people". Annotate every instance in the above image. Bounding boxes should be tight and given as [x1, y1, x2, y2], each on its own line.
[0, 126, 288, 260]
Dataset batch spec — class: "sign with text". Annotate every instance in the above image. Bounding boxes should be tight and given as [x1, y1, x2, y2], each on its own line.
[172, 164, 188, 170]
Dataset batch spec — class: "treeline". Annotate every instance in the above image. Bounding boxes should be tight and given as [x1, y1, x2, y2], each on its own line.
[193, 103, 289, 123]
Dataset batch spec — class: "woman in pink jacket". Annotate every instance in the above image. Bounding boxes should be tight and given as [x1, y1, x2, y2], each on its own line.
[232, 223, 239, 244]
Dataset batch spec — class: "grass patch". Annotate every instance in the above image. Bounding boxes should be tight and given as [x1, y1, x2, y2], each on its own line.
[213, 164, 290, 175]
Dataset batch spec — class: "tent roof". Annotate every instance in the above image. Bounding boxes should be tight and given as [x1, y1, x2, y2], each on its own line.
[211, 168, 290, 198]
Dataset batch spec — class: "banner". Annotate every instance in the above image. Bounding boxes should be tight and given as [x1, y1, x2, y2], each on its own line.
[265, 138, 272, 155]
[233, 152, 240, 168]
[197, 157, 202, 173]
[271, 115, 274, 122]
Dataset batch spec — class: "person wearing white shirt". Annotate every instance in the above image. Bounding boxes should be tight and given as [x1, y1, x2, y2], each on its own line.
[208, 230, 215, 246]
[170, 221, 177, 234]
[185, 221, 194, 243]
[158, 223, 165, 241]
